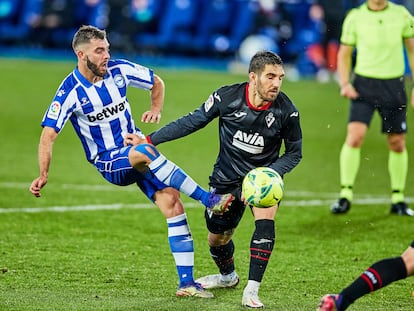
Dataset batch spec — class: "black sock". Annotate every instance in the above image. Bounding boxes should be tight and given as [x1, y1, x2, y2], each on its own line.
[210, 240, 235, 275]
[248, 219, 275, 282]
[340, 257, 407, 310]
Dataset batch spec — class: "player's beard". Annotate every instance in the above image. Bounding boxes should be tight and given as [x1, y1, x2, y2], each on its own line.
[256, 79, 278, 102]
[86, 56, 106, 77]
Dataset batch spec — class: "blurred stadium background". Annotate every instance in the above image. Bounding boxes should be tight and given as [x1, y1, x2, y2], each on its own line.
[1, 0, 413, 80]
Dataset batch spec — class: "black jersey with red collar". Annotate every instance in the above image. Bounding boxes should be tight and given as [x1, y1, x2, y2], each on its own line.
[148, 82, 302, 190]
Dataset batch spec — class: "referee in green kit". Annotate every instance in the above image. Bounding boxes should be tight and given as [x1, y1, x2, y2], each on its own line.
[332, 0, 414, 216]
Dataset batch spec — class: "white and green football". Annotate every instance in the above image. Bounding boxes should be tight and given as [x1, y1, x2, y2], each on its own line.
[242, 167, 284, 208]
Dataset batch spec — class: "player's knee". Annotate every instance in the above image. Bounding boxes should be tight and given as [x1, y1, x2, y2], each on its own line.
[208, 232, 232, 247]
[387, 134, 405, 152]
[154, 188, 184, 217]
[130, 143, 160, 166]
[134, 143, 160, 160]
[345, 136, 363, 148]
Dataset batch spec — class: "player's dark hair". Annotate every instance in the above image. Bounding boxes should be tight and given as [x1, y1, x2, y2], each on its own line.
[248, 51, 283, 74]
[72, 25, 107, 52]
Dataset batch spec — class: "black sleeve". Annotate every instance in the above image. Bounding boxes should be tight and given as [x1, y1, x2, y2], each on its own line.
[270, 139, 302, 176]
[270, 110, 302, 176]
[148, 96, 219, 146]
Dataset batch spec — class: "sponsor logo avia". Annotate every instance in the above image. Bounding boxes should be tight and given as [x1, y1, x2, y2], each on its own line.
[87, 101, 126, 122]
[232, 130, 264, 154]
[234, 130, 264, 146]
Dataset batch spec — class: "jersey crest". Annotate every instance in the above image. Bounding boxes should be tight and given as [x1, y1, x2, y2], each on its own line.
[265, 112, 275, 128]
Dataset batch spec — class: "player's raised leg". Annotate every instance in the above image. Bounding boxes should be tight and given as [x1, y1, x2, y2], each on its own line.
[131, 143, 233, 210]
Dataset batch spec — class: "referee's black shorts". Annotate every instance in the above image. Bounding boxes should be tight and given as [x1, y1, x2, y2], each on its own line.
[349, 75, 408, 134]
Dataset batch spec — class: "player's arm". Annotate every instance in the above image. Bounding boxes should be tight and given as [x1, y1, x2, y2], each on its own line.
[337, 44, 359, 99]
[148, 106, 213, 145]
[271, 110, 303, 176]
[29, 126, 58, 197]
[404, 37, 414, 108]
[141, 74, 164, 124]
[147, 94, 219, 145]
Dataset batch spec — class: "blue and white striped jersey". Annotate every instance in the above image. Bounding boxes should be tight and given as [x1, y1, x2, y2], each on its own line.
[41, 59, 154, 162]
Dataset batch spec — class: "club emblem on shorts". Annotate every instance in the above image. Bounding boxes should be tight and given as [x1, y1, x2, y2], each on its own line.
[114, 74, 126, 88]
[265, 112, 275, 128]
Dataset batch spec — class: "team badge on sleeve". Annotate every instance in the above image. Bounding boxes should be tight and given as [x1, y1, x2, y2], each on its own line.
[47, 101, 61, 120]
[204, 94, 215, 112]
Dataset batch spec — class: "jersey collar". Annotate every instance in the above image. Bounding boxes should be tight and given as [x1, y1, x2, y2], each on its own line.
[245, 84, 272, 111]
[74, 67, 110, 88]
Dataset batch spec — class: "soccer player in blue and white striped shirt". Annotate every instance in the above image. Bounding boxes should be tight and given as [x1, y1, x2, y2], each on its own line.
[29, 25, 233, 298]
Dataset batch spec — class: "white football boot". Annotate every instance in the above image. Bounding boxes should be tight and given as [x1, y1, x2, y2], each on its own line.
[195, 271, 239, 289]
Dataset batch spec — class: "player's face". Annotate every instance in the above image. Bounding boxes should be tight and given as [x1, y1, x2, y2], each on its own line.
[255, 64, 284, 102]
[84, 38, 110, 77]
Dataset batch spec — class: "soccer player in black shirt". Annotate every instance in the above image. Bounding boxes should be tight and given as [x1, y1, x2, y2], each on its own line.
[146, 51, 303, 308]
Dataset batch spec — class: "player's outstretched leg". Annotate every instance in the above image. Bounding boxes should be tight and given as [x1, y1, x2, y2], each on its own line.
[133, 144, 234, 209]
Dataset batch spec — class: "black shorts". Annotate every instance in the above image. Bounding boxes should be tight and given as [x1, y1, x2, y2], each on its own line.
[349, 75, 407, 134]
[204, 186, 247, 234]
[410, 240, 414, 248]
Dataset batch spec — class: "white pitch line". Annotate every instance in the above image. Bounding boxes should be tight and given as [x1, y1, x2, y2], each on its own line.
[0, 182, 404, 198]
[1, 182, 413, 213]
[2, 197, 414, 214]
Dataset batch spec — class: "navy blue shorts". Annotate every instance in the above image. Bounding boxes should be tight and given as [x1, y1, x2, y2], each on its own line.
[350, 75, 407, 134]
[93, 145, 167, 201]
[204, 186, 247, 234]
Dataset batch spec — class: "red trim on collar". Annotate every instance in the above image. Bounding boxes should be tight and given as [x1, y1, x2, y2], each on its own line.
[245, 84, 272, 111]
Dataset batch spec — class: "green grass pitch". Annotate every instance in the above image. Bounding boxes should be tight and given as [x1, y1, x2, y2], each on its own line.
[0, 58, 413, 310]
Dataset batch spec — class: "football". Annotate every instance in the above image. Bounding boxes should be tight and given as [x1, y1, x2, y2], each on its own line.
[242, 167, 284, 208]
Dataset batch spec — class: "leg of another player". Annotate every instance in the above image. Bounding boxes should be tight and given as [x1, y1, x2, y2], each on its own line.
[319, 242, 414, 311]
[153, 187, 213, 298]
[195, 230, 240, 290]
[242, 205, 278, 308]
[128, 143, 228, 209]
[332, 122, 366, 214]
[387, 133, 412, 215]
[402, 244, 414, 277]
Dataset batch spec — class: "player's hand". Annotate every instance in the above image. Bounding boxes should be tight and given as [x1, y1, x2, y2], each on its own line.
[141, 110, 161, 124]
[340, 83, 359, 100]
[123, 134, 146, 146]
[29, 176, 47, 198]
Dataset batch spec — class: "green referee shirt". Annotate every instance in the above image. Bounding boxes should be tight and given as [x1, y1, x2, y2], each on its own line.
[340, 2, 414, 79]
